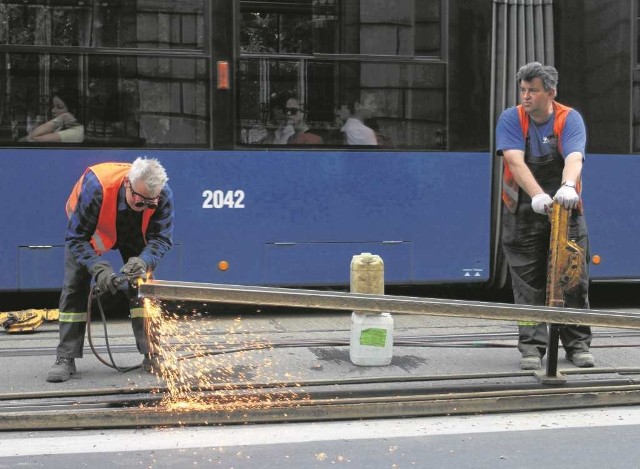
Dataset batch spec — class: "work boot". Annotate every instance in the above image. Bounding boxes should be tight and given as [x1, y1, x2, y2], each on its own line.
[46, 357, 76, 382]
[519, 355, 542, 370]
[567, 351, 595, 368]
[142, 354, 163, 374]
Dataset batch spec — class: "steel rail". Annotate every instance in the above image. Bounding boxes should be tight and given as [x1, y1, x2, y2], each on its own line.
[6, 378, 635, 414]
[3, 330, 639, 360]
[139, 281, 640, 329]
[1, 366, 639, 403]
[2, 384, 640, 431]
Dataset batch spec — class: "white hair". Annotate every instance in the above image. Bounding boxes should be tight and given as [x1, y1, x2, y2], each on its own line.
[128, 157, 168, 196]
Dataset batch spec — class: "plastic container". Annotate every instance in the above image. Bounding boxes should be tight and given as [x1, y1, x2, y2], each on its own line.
[349, 311, 394, 366]
[350, 253, 384, 294]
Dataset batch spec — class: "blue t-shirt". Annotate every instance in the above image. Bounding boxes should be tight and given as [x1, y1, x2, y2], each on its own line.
[496, 106, 586, 158]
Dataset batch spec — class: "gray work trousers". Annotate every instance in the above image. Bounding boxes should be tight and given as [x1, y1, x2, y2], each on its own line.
[57, 244, 154, 358]
[501, 204, 592, 358]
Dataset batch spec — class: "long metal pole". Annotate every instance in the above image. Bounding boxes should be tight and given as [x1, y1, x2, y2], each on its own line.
[139, 280, 640, 330]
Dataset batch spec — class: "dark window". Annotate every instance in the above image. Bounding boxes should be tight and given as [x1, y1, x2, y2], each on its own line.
[0, 0, 205, 50]
[237, 0, 447, 150]
[637, 0, 640, 65]
[0, 0, 209, 147]
[635, 0, 640, 151]
[556, 0, 634, 154]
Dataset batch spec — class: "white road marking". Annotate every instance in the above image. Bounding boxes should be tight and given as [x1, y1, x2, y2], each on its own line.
[1, 407, 640, 457]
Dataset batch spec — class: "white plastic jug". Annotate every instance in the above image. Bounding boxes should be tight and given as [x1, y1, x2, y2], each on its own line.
[349, 311, 394, 366]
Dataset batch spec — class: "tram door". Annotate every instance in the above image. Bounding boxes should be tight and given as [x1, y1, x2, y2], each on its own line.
[488, 0, 556, 288]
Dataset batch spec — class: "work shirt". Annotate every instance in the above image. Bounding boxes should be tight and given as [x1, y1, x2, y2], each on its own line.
[496, 106, 586, 158]
[65, 169, 174, 272]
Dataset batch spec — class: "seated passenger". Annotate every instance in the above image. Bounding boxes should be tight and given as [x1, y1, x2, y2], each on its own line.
[270, 95, 294, 144]
[341, 92, 378, 146]
[24, 88, 84, 143]
[285, 97, 323, 145]
[270, 92, 322, 145]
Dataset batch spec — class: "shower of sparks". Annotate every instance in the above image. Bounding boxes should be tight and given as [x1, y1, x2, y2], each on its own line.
[142, 298, 308, 412]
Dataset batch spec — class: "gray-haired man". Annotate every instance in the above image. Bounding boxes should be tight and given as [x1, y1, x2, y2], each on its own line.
[47, 157, 174, 382]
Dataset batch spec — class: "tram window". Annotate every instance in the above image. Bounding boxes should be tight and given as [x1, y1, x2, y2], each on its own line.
[635, 0, 640, 151]
[0, 0, 205, 50]
[0, 0, 209, 147]
[237, 59, 446, 149]
[0, 52, 210, 147]
[86, 56, 209, 146]
[241, 10, 313, 54]
[238, 1, 447, 149]
[240, 0, 442, 57]
[637, 0, 640, 65]
[0, 53, 84, 144]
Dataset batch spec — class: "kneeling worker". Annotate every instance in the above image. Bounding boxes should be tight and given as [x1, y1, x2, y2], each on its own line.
[47, 157, 174, 383]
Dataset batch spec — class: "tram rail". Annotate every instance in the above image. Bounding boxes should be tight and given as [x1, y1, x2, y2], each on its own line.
[3, 330, 640, 359]
[2, 370, 640, 431]
[3, 282, 639, 432]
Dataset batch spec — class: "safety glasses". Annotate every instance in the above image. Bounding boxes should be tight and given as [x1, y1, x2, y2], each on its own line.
[126, 181, 159, 209]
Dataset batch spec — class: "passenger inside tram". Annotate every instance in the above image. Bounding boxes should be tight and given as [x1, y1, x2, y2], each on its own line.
[271, 93, 323, 145]
[21, 87, 84, 143]
[341, 92, 378, 146]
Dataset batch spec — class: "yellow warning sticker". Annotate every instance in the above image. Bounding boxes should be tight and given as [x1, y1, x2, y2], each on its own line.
[360, 328, 387, 347]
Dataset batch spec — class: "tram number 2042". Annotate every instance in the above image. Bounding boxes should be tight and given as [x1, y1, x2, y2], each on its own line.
[202, 189, 245, 209]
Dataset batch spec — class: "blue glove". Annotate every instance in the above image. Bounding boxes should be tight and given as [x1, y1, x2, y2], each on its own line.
[121, 256, 147, 281]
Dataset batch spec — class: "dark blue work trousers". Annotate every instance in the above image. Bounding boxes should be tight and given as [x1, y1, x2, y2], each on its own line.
[57, 244, 153, 358]
[501, 203, 592, 358]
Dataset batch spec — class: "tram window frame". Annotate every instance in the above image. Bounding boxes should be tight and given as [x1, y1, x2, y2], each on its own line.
[236, 0, 449, 150]
[634, 0, 640, 152]
[0, 0, 212, 149]
[637, 0, 640, 65]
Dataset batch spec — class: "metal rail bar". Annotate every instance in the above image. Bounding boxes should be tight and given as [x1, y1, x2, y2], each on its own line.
[3, 385, 640, 431]
[1, 366, 639, 402]
[139, 281, 640, 330]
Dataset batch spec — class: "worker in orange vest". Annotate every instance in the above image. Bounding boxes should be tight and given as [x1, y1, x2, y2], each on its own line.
[496, 62, 593, 371]
[47, 157, 174, 383]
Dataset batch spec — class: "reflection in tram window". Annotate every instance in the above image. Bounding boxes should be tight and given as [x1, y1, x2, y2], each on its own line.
[0, 0, 208, 147]
[0, 0, 205, 49]
[237, 0, 446, 149]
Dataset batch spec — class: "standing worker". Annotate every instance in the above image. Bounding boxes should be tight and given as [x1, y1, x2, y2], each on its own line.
[496, 62, 594, 371]
[47, 157, 174, 383]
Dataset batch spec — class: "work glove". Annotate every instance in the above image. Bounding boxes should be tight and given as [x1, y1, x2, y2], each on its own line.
[531, 193, 553, 215]
[121, 256, 147, 281]
[554, 182, 580, 209]
[89, 262, 120, 295]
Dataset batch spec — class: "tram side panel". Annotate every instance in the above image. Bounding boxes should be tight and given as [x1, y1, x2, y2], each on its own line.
[555, 0, 639, 281]
[1, 149, 492, 291]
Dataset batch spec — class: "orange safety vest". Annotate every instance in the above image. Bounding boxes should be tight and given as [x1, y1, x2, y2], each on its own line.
[501, 101, 583, 213]
[66, 162, 155, 255]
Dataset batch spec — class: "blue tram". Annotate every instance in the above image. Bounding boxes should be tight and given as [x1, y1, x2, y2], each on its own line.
[0, 0, 638, 292]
